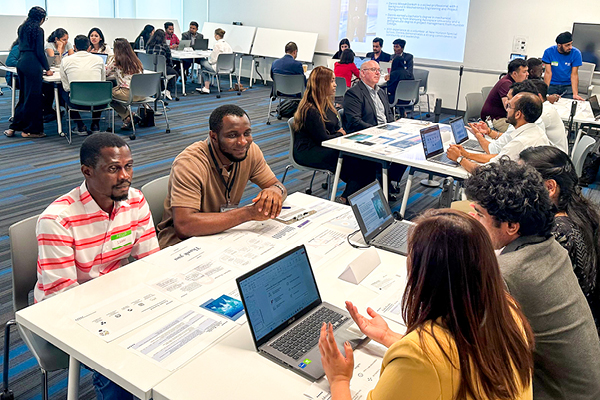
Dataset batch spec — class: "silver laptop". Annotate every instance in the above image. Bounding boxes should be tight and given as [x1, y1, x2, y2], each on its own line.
[347, 181, 414, 255]
[236, 245, 365, 381]
[589, 95, 600, 121]
[420, 124, 459, 167]
[178, 40, 191, 50]
[449, 117, 484, 152]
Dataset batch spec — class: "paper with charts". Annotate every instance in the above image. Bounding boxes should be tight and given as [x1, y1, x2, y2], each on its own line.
[120, 304, 235, 371]
[74, 286, 181, 342]
[141, 239, 215, 270]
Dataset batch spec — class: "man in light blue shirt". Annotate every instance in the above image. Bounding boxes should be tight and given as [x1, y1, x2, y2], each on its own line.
[542, 32, 583, 100]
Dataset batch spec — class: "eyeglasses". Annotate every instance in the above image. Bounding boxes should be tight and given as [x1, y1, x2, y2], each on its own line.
[361, 68, 382, 74]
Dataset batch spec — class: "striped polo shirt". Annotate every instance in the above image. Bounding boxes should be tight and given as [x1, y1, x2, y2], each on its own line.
[34, 181, 160, 302]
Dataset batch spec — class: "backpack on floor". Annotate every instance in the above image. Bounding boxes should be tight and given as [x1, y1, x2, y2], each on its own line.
[277, 99, 299, 118]
[138, 105, 155, 127]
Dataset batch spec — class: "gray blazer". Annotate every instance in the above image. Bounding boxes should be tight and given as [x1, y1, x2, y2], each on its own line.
[342, 81, 394, 133]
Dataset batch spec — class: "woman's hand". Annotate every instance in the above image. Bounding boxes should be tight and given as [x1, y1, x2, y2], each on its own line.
[45, 70, 54, 76]
[56, 40, 65, 54]
[319, 323, 354, 388]
[346, 301, 403, 348]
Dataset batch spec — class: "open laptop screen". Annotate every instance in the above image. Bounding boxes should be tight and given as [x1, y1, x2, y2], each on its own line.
[354, 57, 367, 69]
[348, 181, 393, 238]
[92, 53, 108, 64]
[420, 125, 444, 157]
[237, 246, 320, 343]
[450, 117, 468, 144]
[589, 95, 600, 118]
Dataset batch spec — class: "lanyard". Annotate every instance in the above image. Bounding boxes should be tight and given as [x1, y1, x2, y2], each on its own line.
[208, 141, 239, 202]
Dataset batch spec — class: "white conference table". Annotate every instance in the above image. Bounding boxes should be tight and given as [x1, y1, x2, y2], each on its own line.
[553, 97, 600, 156]
[15, 192, 407, 400]
[170, 49, 211, 95]
[0, 65, 64, 135]
[323, 119, 469, 217]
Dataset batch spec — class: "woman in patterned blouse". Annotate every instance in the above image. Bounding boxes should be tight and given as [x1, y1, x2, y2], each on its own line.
[521, 145, 600, 333]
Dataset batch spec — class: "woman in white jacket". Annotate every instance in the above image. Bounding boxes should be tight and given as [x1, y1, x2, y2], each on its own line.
[196, 28, 232, 94]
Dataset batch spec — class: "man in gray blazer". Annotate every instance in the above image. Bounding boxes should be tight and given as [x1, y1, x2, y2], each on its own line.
[465, 158, 600, 400]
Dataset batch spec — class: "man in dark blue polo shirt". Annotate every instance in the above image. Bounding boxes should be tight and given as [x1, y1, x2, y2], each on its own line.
[366, 37, 391, 63]
[542, 32, 584, 100]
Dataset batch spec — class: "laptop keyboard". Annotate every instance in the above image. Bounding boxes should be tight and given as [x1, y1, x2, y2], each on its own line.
[270, 307, 348, 360]
[462, 139, 482, 149]
[431, 153, 459, 166]
[375, 222, 410, 248]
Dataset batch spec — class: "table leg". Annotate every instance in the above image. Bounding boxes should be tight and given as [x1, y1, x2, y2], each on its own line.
[250, 57, 254, 88]
[400, 167, 414, 218]
[239, 56, 243, 88]
[10, 75, 16, 121]
[66, 356, 80, 400]
[330, 155, 344, 202]
[180, 60, 186, 96]
[382, 162, 389, 199]
[54, 85, 63, 136]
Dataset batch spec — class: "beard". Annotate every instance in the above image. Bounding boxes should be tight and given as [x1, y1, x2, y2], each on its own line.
[218, 137, 249, 162]
[506, 113, 517, 127]
[558, 46, 571, 55]
[111, 193, 129, 201]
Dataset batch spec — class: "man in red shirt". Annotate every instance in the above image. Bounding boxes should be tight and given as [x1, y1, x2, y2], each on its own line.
[481, 59, 528, 132]
[164, 21, 180, 49]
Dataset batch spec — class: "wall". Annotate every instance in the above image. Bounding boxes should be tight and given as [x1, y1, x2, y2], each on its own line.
[209, 0, 600, 110]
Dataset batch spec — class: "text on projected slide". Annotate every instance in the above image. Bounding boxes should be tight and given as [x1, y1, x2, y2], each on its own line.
[333, 0, 470, 62]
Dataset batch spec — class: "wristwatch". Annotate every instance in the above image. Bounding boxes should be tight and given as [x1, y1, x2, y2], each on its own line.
[273, 183, 285, 195]
[456, 156, 464, 164]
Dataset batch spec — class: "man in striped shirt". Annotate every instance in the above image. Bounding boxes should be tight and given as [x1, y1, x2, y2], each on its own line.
[34, 133, 159, 303]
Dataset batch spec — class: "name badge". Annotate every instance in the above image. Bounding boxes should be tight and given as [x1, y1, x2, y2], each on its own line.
[551, 61, 559, 66]
[111, 230, 133, 250]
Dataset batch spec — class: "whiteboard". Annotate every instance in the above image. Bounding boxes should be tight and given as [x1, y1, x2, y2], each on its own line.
[201, 22, 256, 54]
[251, 27, 318, 63]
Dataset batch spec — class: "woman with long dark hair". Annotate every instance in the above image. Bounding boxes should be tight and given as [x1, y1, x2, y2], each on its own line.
[520, 145, 600, 332]
[146, 29, 178, 99]
[4, 6, 52, 138]
[45, 28, 73, 63]
[88, 27, 112, 56]
[292, 66, 376, 202]
[134, 24, 154, 50]
[320, 209, 535, 400]
[332, 38, 351, 59]
[334, 48, 359, 87]
[106, 38, 144, 130]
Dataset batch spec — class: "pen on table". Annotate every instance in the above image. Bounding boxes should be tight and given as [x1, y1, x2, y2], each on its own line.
[282, 206, 291, 209]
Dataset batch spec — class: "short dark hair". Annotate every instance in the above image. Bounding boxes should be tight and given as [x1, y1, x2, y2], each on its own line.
[527, 57, 542, 69]
[509, 80, 539, 96]
[74, 35, 89, 51]
[164, 22, 174, 30]
[513, 92, 543, 123]
[393, 38, 406, 48]
[189, 21, 198, 28]
[530, 79, 548, 99]
[80, 132, 129, 168]
[507, 58, 527, 74]
[373, 37, 383, 46]
[464, 158, 554, 237]
[339, 48, 355, 64]
[209, 105, 250, 134]
[285, 41, 298, 54]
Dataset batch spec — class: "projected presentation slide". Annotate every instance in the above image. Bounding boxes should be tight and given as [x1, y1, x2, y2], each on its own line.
[332, 0, 471, 62]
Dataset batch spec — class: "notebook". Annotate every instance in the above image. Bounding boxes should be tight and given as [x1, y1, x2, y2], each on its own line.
[420, 124, 459, 167]
[449, 117, 484, 152]
[178, 40, 191, 50]
[236, 245, 365, 381]
[589, 95, 600, 120]
[347, 181, 414, 255]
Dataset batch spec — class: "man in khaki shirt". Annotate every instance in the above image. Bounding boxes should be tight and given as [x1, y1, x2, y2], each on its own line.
[157, 105, 287, 248]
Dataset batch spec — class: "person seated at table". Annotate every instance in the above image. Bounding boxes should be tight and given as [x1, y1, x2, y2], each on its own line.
[527, 57, 544, 80]
[106, 38, 145, 131]
[447, 92, 548, 173]
[157, 104, 287, 248]
[271, 41, 305, 79]
[164, 21, 180, 50]
[87, 27, 113, 56]
[293, 66, 377, 202]
[5, 6, 53, 139]
[59, 35, 106, 135]
[332, 38, 350, 60]
[181, 21, 204, 79]
[195, 28, 232, 94]
[146, 29, 178, 100]
[334, 49, 360, 88]
[319, 208, 535, 400]
[5, 37, 20, 92]
[463, 159, 600, 398]
[480, 58, 528, 133]
[133, 24, 154, 50]
[520, 146, 600, 333]
[366, 37, 391, 63]
[390, 38, 414, 78]
[45, 28, 74, 63]
[34, 132, 158, 398]
[384, 56, 413, 104]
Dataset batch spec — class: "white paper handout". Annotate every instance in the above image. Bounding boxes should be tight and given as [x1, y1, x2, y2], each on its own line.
[146, 257, 239, 302]
[74, 286, 181, 342]
[141, 240, 212, 270]
[214, 235, 282, 271]
[120, 304, 236, 371]
[367, 289, 407, 328]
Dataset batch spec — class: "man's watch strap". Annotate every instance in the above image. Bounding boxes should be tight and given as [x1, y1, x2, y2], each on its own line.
[273, 183, 285, 195]
[456, 156, 464, 164]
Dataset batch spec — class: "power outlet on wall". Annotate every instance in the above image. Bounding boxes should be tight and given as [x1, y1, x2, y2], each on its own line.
[512, 36, 528, 53]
